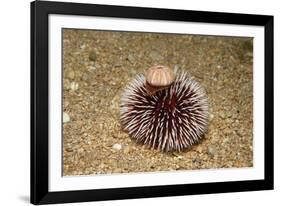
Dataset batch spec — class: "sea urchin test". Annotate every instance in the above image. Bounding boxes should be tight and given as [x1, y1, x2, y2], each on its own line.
[120, 65, 208, 152]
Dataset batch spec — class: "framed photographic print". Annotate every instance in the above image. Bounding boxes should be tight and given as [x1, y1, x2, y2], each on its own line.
[31, 0, 274, 204]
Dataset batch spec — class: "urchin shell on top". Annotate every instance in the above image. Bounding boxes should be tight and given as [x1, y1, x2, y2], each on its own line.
[146, 65, 175, 87]
[120, 72, 208, 152]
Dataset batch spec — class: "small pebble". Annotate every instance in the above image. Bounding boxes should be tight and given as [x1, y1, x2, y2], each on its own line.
[82, 74, 89, 81]
[149, 51, 163, 61]
[226, 111, 232, 118]
[124, 146, 131, 154]
[95, 63, 101, 69]
[70, 82, 79, 91]
[77, 148, 84, 153]
[65, 148, 73, 152]
[80, 44, 86, 50]
[99, 163, 105, 169]
[173, 152, 183, 160]
[63, 112, 70, 123]
[219, 112, 225, 119]
[127, 54, 135, 63]
[112, 143, 122, 151]
[66, 70, 75, 79]
[88, 66, 96, 71]
[113, 168, 122, 173]
[89, 51, 97, 61]
[208, 146, 216, 157]
[176, 155, 183, 160]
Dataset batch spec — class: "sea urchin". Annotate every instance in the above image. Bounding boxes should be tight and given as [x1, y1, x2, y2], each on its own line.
[120, 70, 208, 152]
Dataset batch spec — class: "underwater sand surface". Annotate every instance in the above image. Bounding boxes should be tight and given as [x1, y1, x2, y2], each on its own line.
[63, 29, 253, 176]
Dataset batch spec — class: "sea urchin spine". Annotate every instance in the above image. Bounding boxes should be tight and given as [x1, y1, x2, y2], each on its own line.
[120, 72, 208, 152]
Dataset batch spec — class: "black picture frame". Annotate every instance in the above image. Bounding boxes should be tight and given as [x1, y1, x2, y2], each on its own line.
[31, 0, 274, 205]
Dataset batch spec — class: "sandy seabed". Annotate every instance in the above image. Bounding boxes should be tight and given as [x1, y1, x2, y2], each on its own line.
[62, 29, 253, 176]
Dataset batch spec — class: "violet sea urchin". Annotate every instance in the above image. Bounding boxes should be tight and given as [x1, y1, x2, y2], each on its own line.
[120, 71, 208, 152]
